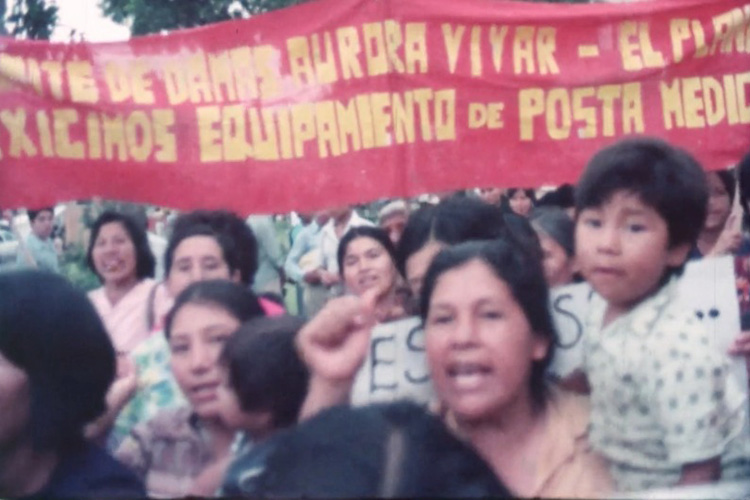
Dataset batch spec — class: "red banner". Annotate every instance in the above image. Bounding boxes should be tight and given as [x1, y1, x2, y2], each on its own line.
[1, 0, 749, 213]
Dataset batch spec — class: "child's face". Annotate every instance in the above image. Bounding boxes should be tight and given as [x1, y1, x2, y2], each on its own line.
[575, 191, 689, 312]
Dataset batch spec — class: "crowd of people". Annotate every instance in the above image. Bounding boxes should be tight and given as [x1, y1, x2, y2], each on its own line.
[2, 137, 750, 498]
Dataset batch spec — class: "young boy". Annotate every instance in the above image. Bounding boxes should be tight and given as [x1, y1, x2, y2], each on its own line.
[572, 138, 748, 492]
[214, 315, 310, 496]
[16, 207, 59, 272]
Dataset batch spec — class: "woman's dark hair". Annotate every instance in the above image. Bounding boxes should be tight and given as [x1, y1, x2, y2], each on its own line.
[420, 239, 556, 410]
[166, 210, 258, 286]
[164, 280, 264, 339]
[337, 226, 399, 277]
[256, 402, 510, 498]
[219, 316, 309, 429]
[709, 169, 736, 206]
[395, 197, 507, 277]
[530, 207, 575, 257]
[500, 188, 537, 214]
[86, 210, 156, 282]
[0, 271, 115, 451]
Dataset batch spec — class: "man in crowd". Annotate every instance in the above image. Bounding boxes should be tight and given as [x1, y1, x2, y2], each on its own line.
[16, 207, 59, 273]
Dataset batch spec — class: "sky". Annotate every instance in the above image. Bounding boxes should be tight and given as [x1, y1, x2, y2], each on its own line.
[50, 0, 130, 43]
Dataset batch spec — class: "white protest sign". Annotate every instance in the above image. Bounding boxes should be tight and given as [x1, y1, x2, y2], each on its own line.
[547, 256, 749, 398]
[350, 316, 435, 406]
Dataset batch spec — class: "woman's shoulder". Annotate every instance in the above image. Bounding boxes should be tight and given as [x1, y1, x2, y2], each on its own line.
[546, 386, 592, 438]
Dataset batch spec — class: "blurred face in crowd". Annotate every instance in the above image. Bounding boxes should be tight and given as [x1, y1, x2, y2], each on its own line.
[92, 221, 137, 287]
[380, 212, 408, 246]
[30, 210, 54, 240]
[342, 236, 398, 300]
[536, 231, 575, 288]
[169, 302, 241, 420]
[508, 190, 533, 217]
[704, 172, 732, 232]
[478, 188, 503, 206]
[167, 235, 238, 298]
[575, 191, 688, 316]
[0, 351, 31, 447]
[405, 240, 445, 298]
[424, 259, 548, 424]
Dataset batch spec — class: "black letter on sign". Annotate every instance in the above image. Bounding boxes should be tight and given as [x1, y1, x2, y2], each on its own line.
[552, 293, 583, 349]
[405, 325, 430, 384]
[370, 335, 397, 393]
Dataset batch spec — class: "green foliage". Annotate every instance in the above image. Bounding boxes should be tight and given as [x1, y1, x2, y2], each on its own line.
[60, 242, 101, 292]
[100, 0, 310, 36]
[4, 0, 58, 40]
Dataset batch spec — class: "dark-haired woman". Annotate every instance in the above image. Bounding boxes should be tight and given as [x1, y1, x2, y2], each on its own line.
[298, 240, 613, 498]
[0, 271, 144, 498]
[87, 211, 157, 356]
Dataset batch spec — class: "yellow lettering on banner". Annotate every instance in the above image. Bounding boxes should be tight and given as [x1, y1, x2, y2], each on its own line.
[254, 46, 280, 99]
[490, 26, 509, 73]
[0, 109, 37, 157]
[335, 99, 361, 154]
[229, 47, 258, 101]
[413, 88, 434, 141]
[288, 36, 315, 87]
[53, 109, 84, 159]
[355, 94, 376, 149]
[487, 103, 504, 128]
[152, 109, 176, 162]
[660, 73, 750, 129]
[276, 107, 294, 159]
[514, 27, 536, 74]
[434, 89, 456, 140]
[670, 19, 691, 63]
[738, 72, 750, 123]
[35, 110, 54, 157]
[711, 8, 746, 55]
[572, 87, 596, 138]
[597, 85, 621, 137]
[619, 22, 663, 70]
[537, 28, 559, 75]
[208, 51, 238, 102]
[40, 61, 64, 100]
[196, 106, 222, 162]
[471, 26, 482, 77]
[363, 23, 388, 76]
[370, 92, 392, 147]
[221, 105, 250, 161]
[312, 33, 338, 84]
[703, 77, 726, 126]
[291, 103, 315, 158]
[519, 88, 544, 140]
[723, 74, 739, 125]
[102, 113, 127, 161]
[384, 20, 406, 73]
[622, 82, 644, 133]
[661, 79, 685, 129]
[26, 59, 43, 95]
[693, 20, 709, 58]
[315, 101, 340, 157]
[86, 112, 102, 159]
[131, 61, 155, 105]
[248, 108, 279, 160]
[392, 91, 415, 143]
[546, 88, 571, 140]
[469, 103, 487, 129]
[104, 62, 131, 103]
[163, 61, 189, 105]
[442, 24, 466, 74]
[0, 54, 25, 86]
[124, 111, 153, 162]
[682, 77, 705, 128]
[66, 61, 99, 103]
[188, 51, 214, 103]
[337, 27, 364, 80]
[405, 23, 428, 73]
